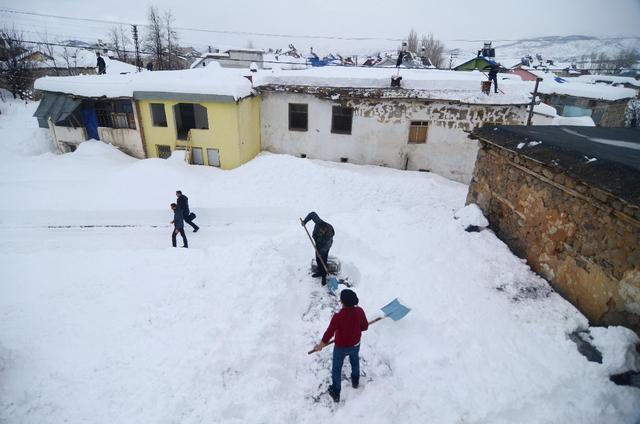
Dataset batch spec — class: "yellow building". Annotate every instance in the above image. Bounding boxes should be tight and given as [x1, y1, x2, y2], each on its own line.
[137, 92, 260, 169]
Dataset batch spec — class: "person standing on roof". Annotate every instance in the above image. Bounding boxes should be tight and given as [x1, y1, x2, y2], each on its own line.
[96, 52, 106, 75]
[487, 62, 499, 94]
[312, 289, 368, 403]
[301, 212, 334, 286]
[176, 190, 199, 232]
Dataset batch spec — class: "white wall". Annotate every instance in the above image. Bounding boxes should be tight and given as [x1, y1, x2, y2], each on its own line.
[260, 92, 528, 184]
[98, 127, 145, 159]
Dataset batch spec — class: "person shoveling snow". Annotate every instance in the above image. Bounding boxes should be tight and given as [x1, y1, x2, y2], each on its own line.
[311, 289, 368, 403]
[301, 212, 334, 286]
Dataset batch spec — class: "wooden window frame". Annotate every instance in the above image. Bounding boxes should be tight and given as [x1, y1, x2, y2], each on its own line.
[408, 121, 429, 144]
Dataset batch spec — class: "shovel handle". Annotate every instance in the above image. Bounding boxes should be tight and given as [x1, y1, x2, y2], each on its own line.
[307, 316, 386, 354]
[300, 218, 332, 276]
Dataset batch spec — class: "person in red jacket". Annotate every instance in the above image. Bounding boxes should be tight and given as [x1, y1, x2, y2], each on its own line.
[313, 289, 368, 402]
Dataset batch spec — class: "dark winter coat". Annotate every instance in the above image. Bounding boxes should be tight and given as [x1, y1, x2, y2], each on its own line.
[173, 209, 184, 229]
[488, 67, 498, 79]
[97, 56, 106, 73]
[177, 194, 190, 216]
[303, 212, 334, 249]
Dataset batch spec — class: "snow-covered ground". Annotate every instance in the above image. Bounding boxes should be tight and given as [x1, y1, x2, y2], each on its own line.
[1, 96, 639, 423]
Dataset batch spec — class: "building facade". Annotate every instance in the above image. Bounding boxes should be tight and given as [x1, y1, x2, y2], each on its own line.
[259, 86, 529, 183]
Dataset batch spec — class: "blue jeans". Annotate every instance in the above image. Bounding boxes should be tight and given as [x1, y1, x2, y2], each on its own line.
[331, 345, 360, 395]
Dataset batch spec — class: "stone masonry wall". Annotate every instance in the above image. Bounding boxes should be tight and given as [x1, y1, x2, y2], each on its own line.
[467, 143, 640, 334]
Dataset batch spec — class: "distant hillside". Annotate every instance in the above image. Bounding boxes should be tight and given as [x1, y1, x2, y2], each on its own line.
[446, 35, 640, 66]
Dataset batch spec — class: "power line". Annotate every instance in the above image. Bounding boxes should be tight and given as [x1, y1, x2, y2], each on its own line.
[0, 8, 406, 42]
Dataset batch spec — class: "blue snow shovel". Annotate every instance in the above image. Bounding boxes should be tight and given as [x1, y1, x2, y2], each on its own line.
[308, 298, 411, 354]
[300, 218, 339, 293]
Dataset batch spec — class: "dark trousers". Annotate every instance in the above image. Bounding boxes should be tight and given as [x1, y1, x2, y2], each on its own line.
[316, 241, 332, 276]
[172, 227, 188, 248]
[490, 76, 498, 93]
[184, 215, 199, 231]
[331, 345, 360, 395]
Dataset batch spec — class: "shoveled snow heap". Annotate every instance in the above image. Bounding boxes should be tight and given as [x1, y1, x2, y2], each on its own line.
[0, 96, 639, 423]
[34, 65, 254, 100]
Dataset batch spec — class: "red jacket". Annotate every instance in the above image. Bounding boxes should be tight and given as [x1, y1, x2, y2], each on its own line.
[322, 306, 369, 347]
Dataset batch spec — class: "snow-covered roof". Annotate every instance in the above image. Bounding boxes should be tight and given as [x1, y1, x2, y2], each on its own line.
[533, 102, 558, 117]
[538, 79, 637, 101]
[25, 47, 138, 74]
[575, 74, 640, 88]
[34, 67, 254, 101]
[253, 67, 534, 105]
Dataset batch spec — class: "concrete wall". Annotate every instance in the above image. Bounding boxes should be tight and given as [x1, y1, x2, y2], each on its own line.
[467, 143, 640, 334]
[260, 91, 528, 184]
[97, 127, 145, 159]
[50, 124, 86, 152]
[138, 97, 260, 170]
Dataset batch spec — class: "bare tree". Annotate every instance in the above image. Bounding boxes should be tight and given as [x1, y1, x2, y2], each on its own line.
[38, 31, 60, 76]
[144, 5, 165, 70]
[420, 33, 445, 68]
[110, 26, 131, 63]
[60, 47, 81, 76]
[0, 26, 33, 99]
[404, 29, 419, 53]
[164, 9, 179, 69]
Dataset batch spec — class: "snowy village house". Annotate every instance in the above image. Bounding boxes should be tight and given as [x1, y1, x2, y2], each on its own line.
[255, 67, 533, 184]
[467, 125, 640, 334]
[33, 68, 261, 169]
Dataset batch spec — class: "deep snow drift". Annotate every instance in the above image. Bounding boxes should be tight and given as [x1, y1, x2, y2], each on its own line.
[0, 97, 639, 424]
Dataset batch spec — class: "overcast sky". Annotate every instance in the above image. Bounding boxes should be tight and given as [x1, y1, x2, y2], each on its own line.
[2, 0, 639, 53]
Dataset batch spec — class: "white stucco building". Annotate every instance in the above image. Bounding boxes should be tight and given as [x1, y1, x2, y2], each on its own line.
[255, 68, 533, 183]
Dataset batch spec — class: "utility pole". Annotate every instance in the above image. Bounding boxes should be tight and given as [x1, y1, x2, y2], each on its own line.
[527, 77, 542, 126]
[132, 24, 141, 72]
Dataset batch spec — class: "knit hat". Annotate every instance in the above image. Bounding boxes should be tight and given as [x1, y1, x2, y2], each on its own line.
[340, 289, 359, 307]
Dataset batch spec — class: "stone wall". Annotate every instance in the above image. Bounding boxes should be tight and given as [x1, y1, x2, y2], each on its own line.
[467, 142, 640, 334]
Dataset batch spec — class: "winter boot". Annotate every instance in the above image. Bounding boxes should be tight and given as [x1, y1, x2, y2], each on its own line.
[328, 386, 340, 403]
[312, 272, 322, 278]
[321, 275, 327, 286]
[352, 376, 359, 389]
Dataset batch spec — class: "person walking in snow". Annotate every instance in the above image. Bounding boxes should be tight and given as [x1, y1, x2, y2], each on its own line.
[311, 289, 368, 403]
[96, 52, 106, 75]
[487, 62, 499, 94]
[170, 203, 188, 248]
[301, 211, 334, 286]
[176, 190, 199, 232]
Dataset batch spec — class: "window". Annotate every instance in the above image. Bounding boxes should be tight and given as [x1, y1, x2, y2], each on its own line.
[174, 103, 209, 140]
[156, 145, 171, 159]
[331, 106, 353, 135]
[207, 148, 220, 167]
[95, 99, 136, 129]
[191, 147, 204, 165]
[150, 103, 168, 127]
[408, 121, 429, 144]
[288, 103, 308, 131]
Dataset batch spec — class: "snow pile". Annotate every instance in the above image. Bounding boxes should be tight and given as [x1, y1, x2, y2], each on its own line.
[254, 67, 533, 105]
[34, 66, 254, 100]
[1, 97, 639, 423]
[453, 203, 489, 231]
